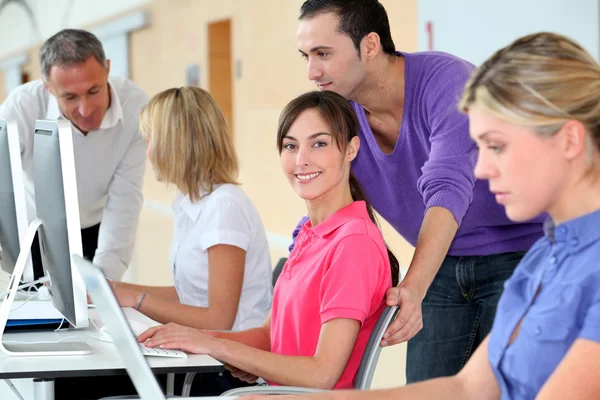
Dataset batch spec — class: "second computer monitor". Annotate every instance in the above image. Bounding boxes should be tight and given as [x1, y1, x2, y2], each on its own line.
[0, 120, 34, 282]
[34, 119, 88, 328]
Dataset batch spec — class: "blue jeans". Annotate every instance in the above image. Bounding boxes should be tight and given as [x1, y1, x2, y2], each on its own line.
[406, 251, 525, 383]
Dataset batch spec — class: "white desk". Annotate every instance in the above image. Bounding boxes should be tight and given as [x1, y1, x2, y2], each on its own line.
[0, 309, 223, 399]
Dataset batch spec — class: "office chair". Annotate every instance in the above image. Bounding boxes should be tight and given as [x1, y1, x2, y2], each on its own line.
[218, 305, 399, 397]
[272, 257, 287, 287]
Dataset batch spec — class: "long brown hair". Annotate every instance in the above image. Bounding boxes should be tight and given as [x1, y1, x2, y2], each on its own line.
[277, 91, 399, 286]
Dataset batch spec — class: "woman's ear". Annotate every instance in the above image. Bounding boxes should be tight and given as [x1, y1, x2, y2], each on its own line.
[560, 120, 587, 161]
[346, 136, 360, 162]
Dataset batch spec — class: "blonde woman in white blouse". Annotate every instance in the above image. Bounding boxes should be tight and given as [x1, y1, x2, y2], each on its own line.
[111, 87, 272, 331]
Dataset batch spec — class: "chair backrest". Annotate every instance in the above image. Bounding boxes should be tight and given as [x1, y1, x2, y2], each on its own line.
[272, 257, 287, 287]
[354, 305, 399, 390]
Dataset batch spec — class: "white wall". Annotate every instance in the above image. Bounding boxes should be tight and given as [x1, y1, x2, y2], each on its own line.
[0, 53, 28, 97]
[0, 0, 150, 60]
[418, 0, 599, 65]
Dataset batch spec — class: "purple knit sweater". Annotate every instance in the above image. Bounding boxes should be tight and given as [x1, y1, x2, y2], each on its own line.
[347, 51, 543, 256]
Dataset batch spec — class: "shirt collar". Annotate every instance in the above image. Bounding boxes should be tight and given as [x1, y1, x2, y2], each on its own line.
[45, 82, 124, 131]
[172, 187, 219, 222]
[172, 192, 202, 222]
[544, 208, 600, 249]
[303, 201, 370, 238]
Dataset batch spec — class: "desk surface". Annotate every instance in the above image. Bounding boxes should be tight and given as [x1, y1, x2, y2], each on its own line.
[0, 308, 223, 379]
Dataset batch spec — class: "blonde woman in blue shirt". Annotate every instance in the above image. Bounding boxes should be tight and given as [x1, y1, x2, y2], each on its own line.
[251, 32, 600, 400]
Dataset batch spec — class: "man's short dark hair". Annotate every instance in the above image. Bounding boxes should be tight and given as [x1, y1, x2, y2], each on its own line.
[39, 29, 106, 82]
[299, 0, 396, 57]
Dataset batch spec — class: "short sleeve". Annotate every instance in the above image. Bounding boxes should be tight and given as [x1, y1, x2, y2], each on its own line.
[319, 235, 387, 326]
[197, 195, 252, 252]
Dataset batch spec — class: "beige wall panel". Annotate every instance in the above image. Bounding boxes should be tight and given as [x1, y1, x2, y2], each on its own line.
[373, 344, 407, 388]
[142, 160, 178, 205]
[22, 45, 42, 81]
[381, 0, 419, 53]
[132, 208, 175, 286]
[130, 0, 237, 98]
[380, 218, 416, 268]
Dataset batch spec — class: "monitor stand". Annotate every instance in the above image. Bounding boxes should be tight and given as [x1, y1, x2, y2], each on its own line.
[0, 218, 93, 356]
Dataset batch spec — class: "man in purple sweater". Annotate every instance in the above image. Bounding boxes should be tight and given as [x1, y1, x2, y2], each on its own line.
[292, 0, 544, 382]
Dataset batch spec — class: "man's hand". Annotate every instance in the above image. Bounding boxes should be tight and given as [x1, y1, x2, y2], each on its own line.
[224, 363, 260, 383]
[381, 286, 423, 346]
[378, 207, 459, 346]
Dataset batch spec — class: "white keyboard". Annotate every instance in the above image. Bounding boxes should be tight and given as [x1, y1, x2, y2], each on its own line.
[138, 342, 188, 358]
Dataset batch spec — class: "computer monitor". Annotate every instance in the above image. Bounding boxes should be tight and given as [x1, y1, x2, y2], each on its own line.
[33, 119, 88, 329]
[0, 119, 92, 357]
[0, 120, 34, 283]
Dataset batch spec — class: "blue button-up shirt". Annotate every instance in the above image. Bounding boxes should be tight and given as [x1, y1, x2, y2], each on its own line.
[488, 209, 600, 399]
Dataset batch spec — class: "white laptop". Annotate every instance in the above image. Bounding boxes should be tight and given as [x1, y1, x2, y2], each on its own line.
[73, 255, 236, 399]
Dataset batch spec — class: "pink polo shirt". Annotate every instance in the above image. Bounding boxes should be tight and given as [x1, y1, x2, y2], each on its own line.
[270, 201, 392, 389]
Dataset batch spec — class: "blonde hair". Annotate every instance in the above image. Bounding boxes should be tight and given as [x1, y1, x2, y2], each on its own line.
[140, 87, 239, 202]
[459, 32, 600, 155]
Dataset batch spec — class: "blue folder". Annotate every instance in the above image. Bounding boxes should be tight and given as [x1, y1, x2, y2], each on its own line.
[7, 319, 63, 327]
[5, 319, 65, 331]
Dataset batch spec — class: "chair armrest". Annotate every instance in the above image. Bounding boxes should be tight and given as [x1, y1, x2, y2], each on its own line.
[221, 386, 328, 396]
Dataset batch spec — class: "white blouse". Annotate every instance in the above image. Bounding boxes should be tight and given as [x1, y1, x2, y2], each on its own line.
[169, 184, 272, 331]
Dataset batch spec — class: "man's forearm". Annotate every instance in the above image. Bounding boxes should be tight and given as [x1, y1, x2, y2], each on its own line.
[95, 132, 146, 280]
[93, 249, 133, 281]
[94, 191, 143, 280]
[93, 185, 143, 281]
[401, 206, 458, 299]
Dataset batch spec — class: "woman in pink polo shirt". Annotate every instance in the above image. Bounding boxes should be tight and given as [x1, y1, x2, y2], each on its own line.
[139, 90, 399, 390]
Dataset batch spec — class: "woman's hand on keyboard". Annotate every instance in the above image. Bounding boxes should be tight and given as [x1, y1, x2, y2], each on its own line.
[138, 322, 217, 354]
